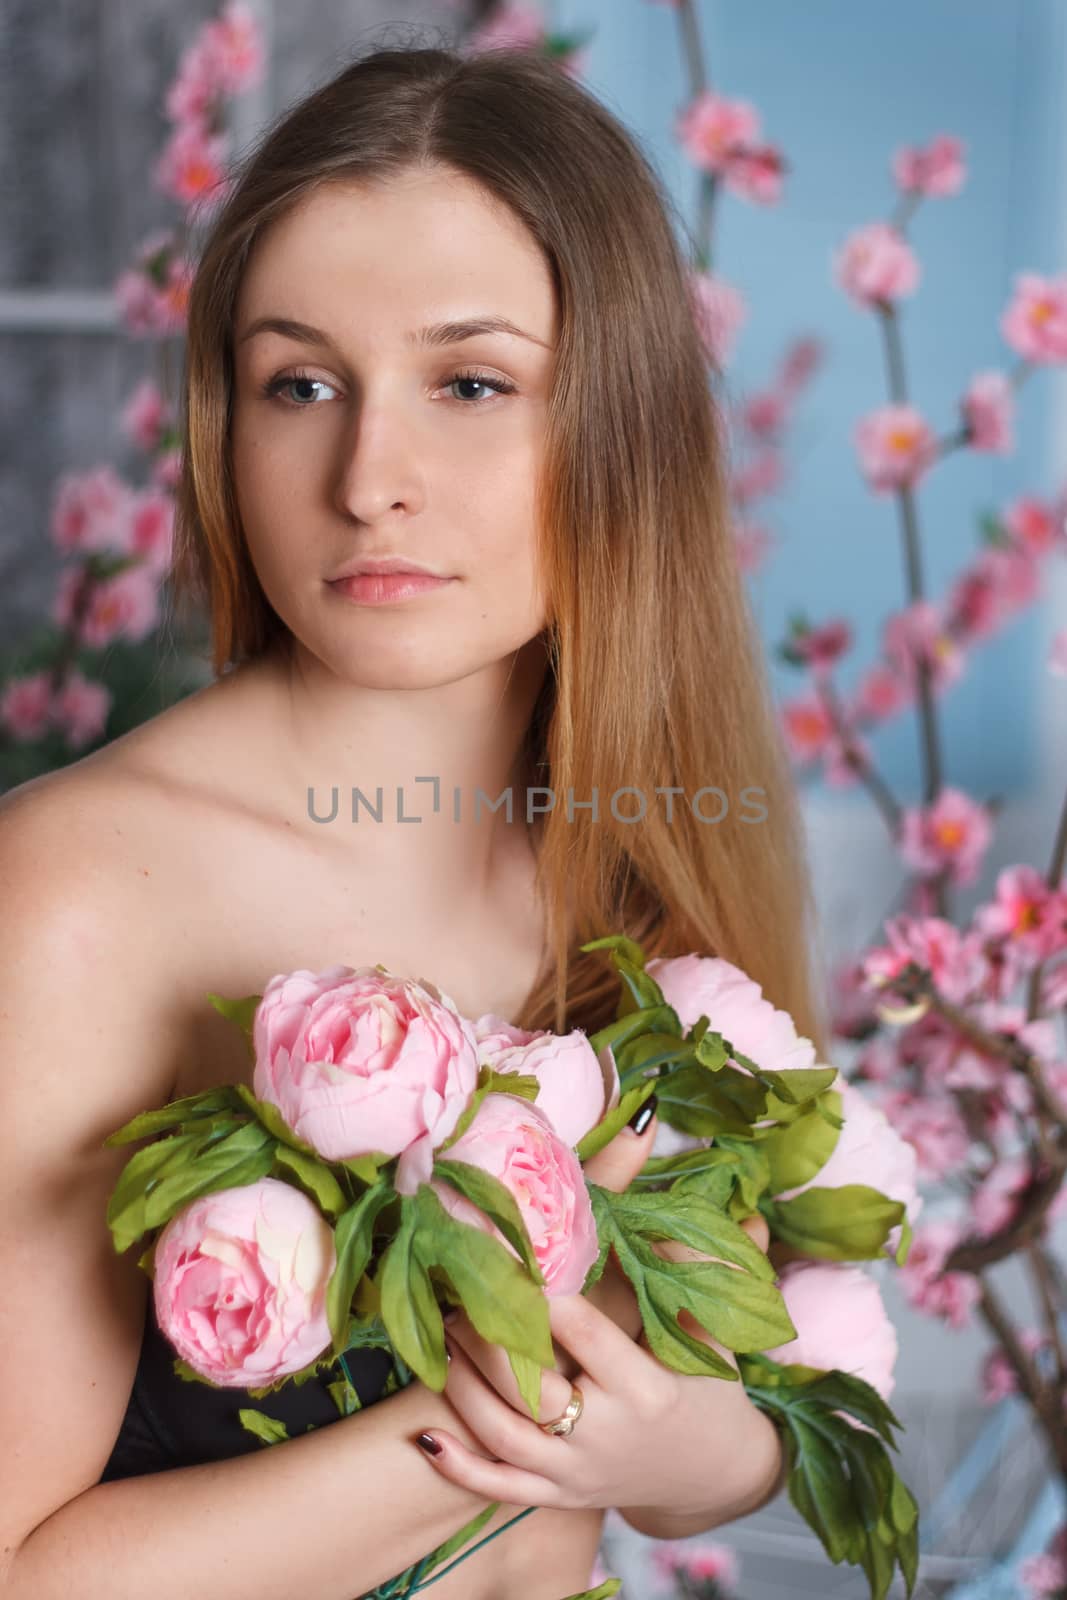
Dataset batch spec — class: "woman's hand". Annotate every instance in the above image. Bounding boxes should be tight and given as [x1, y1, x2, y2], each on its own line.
[412, 1108, 784, 1524]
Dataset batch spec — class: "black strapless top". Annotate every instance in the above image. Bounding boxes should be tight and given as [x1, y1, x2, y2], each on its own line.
[99, 1294, 394, 1482]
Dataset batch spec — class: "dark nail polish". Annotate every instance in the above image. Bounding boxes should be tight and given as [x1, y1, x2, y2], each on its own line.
[416, 1432, 442, 1456]
[442, 1305, 459, 1325]
[627, 1093, 658, 1135]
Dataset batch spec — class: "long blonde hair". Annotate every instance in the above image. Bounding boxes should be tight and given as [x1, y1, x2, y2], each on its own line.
[169, 40, 831, 1061]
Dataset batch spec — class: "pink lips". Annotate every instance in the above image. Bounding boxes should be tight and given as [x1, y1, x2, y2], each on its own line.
[328, 572, 455, 605]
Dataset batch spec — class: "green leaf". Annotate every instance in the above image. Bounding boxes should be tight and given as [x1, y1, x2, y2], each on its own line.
[657, 1063, 767, 1138]
[630, 1146, 741, 1199]
[377, 1196, 447, 1391]
[438, 1065, 540, 1154]
[764, 1184, 905, 1261]
[341, 1152, 391, 1185]
[233, 1083, 316, 1155]
[206, 991, 262, 1048]
[103, 1086, 244, 1146]
[758, 1094, 842, 1193]
[326, 1183, 393, 1355]
[758, 1067, 839, 1106]
[432, 1158, 543, 1284]
[237, 1408, 290, 1446]
[587, 1002, 683, 1059]
[272, 1144, 347, 1219]
[557, 1583, 622, 1600]
[614, 1030, 691, 1085]
[589, 1185, 795, 1374]
[326, 1377, 362, 1417]
[412, 1186, 553, 1417]
[576, 1078, 657, 1161]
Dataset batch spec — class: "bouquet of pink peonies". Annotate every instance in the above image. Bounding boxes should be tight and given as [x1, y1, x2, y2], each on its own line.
[104, 935, 920, 1600]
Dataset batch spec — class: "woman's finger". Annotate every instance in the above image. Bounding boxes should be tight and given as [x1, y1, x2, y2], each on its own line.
[443, 1337, 577, 1462]
[413, 1425, 569, 1509]
[546, 1292, 665, 1395]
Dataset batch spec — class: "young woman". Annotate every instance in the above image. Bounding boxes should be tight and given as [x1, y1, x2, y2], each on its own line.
[0, 40, 830, 1600]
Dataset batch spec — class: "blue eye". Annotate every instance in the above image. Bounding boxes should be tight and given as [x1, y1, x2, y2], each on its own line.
[260, 366, 517, 409]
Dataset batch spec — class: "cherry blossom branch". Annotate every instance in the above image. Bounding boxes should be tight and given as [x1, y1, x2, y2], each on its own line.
[976, 1275, 1067, 1487]
[1026, 1240, 1067, 1396]
[673, 0, 717, 265]
[816, 678, 904, 834]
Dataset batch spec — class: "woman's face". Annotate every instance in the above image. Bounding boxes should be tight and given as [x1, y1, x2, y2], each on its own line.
[231, 165, 557, 688]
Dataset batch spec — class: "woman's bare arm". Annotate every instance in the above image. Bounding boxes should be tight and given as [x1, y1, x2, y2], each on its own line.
[0, 788, 496, 1600]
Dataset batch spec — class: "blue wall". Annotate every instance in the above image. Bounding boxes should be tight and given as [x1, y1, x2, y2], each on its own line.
[551, 0, 1066, 800]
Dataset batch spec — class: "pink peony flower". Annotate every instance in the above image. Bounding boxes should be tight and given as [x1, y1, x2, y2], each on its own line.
[764, 1261, 898, 1401]
[51, 670, 111, 750]
[899, 1219, 980, 1329]
[834, 222, 920, 308]
[433, 1093, 598, 1296]
[153, 1176, 335, 1387]
[855, 405, 938, 492]
[775, 1078, 922, 1257]
[898, 787, 993, 887]
[892, 134, 967, 197]
[253, 965, 480, 1190]
[961, 371, 1014, 453]
[1000, 273, 1067, 364]
[646, 953, 817, 1074]
[689, 270, 747, 369]
[0, 672, 54, 742]
[470, 1014, 618, 1146]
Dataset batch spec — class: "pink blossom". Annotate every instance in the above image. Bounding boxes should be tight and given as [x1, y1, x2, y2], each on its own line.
[862, 913, 986, 1006]
[49, 465, 132, 555]
[51, 670, 111, 750]
[0, 672, 54, 742]
[1005, 495, 1065, 556]
[874, 1088, 970, 1184]
[201, 2, 265, 96]
[433, 1094, 599, 1296]
[780, 693, 834, 763]
[1050, 630, 1067, 679]
[899, 1219, 981, 1328]
[1020, 1545, 1067, 1600]
[1001, 273, 1067, 364]
[114, 232, 194, 336]
[154, 122, 229, 208]
[153, 1177, 335, 1387]
[740, 388, 789, 439]
[646, 953, 816, 1073]
[980, 1328, 1044, 1404]
[252, 965, 480, 1191]
[1042, 959, 1067, 1011]
[652, 1540, 739, 1591]
[883, 598, 966, 691]
[974, 865, 1067, 963]
[765, 1261, 899, 1401]
[947, 545, 1039, 643]
[689, 270, 747, 369]
[854, 405, 938, 492]
[79, 566, 161, 648]
[780, 337, 822, 394]
[121, 379, 173, 453]
[792, 619, 853, 677]
[822, 730, 874, 788]
[125, 487, 176, 572]
[154, 448, 184, 490]
[834, 222, 920, 308]
[470, 1012, 618, 1146]
[970, 1157, 1031, 1238]
[898, 787, 993, 887]
[676, 89, 761, 176]
[734, 520, 772, 573]
[852, 662, 912, 723]
[723, 142, 785, 205]
[892, 134, 966, 197]
[829, 958, 881, 1040]
[166, 37, 220, 125]
[731, 448, 784, 505]
[961, 371, 1014, 453]
[466, 3, 545, 50]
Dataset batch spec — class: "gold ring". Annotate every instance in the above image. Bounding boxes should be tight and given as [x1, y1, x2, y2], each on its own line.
[537, 1381, 584, 1437]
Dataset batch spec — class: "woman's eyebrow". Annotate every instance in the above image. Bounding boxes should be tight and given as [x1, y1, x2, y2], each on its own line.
[236, 314, 552, 350]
